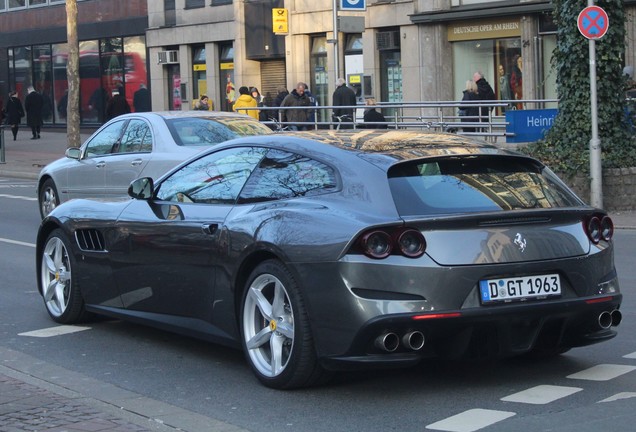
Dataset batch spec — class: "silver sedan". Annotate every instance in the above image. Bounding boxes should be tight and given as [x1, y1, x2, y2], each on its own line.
[37, 111, 272, 217]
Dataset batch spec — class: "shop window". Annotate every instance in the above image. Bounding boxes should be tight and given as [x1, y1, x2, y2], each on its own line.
[124, 36, 149, 112]
[310, 36, 328, 124]
[8, 0, 25, 9]
[33, 44, 53, 124]
[192, 46, 207, 106]
[219, 44, 234, 112]
[52, 43, 69, 124]
[13, 46, 33, 98]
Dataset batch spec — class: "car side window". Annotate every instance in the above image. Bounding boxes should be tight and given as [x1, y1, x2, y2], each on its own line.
[117, 119, 152, 154]
[238, 149, 338, 204]
[156, 147, 267, 204]
[84, 120, 126, 157]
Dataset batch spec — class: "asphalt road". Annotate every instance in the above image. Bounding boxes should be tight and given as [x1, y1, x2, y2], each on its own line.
[1, 176, 635, 432]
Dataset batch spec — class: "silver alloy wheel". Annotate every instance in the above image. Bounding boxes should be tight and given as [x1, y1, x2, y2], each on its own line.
[243, 273, 295, 378]
[41, 236, 72, 318]
[41, 184, 58, 216]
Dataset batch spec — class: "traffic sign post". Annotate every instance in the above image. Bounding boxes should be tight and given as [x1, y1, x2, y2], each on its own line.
[578, 2, 609, 209]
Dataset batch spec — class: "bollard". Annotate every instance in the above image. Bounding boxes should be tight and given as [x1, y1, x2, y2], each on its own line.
[0, 125, 5, 164]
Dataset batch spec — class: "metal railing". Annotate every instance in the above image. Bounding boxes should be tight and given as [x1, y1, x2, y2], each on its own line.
[242, 99, 559, 141]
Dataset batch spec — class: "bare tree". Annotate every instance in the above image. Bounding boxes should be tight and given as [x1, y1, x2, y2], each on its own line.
[66, 0, 80, 147]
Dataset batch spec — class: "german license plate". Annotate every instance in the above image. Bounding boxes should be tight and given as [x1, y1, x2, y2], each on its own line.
[479, 274, 561, 303]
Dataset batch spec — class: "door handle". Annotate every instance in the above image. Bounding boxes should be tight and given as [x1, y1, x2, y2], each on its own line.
[201, 223, 218, 235]
[95, 161, 106, 168]
[131, 159, 144, 166]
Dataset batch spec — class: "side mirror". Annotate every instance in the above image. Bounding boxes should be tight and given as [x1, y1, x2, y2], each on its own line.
[128, 177, 154, 200]
[65, 147, 81, 160]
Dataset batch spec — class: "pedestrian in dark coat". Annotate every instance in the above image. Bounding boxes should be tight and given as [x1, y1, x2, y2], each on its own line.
[460, 80, 480, 133]
[361, 98, 387, 129]
[280, 83, 313, 131]
[105, 90, 131, 121]
[332, 78, 357, 129]
[25, 86, 44, 139]
[473, 71, 496, 121]
[4, 90, 25, 141]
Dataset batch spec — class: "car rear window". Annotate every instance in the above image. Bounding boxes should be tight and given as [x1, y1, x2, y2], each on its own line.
[387, 156, 583, 216]
[166, 117, 272, 146]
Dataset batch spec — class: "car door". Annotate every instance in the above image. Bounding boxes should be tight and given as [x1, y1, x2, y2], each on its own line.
[110, 146, 267, 320]
[103, 118, 153, 197]
[65, 120, 127, 199]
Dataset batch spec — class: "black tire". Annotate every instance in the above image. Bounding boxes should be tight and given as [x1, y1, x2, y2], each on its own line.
[240, 260, 329, 389]
[39, 178, 60, 218]
[40, 228, 88, 323]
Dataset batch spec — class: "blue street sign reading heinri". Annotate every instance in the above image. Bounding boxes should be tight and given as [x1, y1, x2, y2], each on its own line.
[506, 109, 558, 143]
[340, 0, 366, 11]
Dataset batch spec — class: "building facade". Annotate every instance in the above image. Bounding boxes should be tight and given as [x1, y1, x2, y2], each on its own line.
[0, 0, 148, 125]
[3, 0, 636, 125]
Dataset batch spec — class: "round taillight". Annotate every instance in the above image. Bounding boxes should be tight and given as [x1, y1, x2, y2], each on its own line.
[600, 215, 614, 241]
[397, 229, 426, 258]
[587, 216, 601, 244]
[361, 230, 392, 259]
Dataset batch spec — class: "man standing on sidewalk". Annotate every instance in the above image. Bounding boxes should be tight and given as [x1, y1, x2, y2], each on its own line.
[25, 86, 44, 139]
[332, 78, 356, 129]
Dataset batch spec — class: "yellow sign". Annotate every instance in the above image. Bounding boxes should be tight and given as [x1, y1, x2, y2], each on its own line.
[193, 64, 206, 71]
[272, 8, 288, 35]
[348, 74, 361, 84]
[220, 62, 234, 70]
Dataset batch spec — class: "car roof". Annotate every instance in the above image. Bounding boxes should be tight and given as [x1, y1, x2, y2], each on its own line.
[115, 111, 256, 120]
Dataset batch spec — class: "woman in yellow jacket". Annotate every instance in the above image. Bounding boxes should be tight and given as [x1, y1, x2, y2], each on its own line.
[232, 86, 259, 120]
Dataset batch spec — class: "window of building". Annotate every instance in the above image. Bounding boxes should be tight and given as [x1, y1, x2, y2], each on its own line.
[28, 0, 47, 6]
[8, 0, 26, 9]
[33, 44, 53, 123]
[0, 0, 6, 12]
[185, 0, 205, 8]
[211, 0, 232, 5]
[124, 36, 149, 111]
[13, 46, 33, 98]
[52, 42, 69, 123]
[219, 43, 234, 112]
[192, 46, 207, 105]
[310, 36, 328, 124]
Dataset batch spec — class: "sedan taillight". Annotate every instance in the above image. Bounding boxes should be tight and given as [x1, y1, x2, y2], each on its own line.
[358, 228, 426, 259]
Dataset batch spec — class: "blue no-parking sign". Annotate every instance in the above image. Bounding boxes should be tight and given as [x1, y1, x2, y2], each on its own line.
[578, 6, 609, 40]
[340, 0, 366, 11]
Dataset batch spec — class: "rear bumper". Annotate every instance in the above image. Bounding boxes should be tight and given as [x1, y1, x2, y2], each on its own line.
[320, 294, 622, 371]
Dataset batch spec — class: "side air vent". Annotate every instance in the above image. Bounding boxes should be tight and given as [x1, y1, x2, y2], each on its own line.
[75, 229, 106, 252]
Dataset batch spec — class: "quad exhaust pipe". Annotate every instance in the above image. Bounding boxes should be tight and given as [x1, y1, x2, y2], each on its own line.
[375, 331, 425, 352]
[597, 309, 622, 330]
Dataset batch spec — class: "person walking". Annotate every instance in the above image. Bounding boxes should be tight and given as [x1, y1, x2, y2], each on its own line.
[105, 89, 131, 121]
[25, 86, 44, 139]
[4, 90, 24, 141]
[233, 86, 259, 119]
[280, 82, 313, 131]
[332, 78, 356, 129]
[133, 83, 151, 112]
[459, 80, 480, 133]
[473, 71, 496, 123]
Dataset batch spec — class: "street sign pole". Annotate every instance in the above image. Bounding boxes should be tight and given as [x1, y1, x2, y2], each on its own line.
[332, 0, 339, 86]
[578, 1, 608, 208]
[589, 32, 603, 208]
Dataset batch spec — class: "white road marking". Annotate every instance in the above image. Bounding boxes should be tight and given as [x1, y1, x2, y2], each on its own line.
[18, 326, 91, 338]
[567, 364, 636, 381]
[0, 193, 37, 201]
[624, 351, 636, 359]
[501, 385, 582, 404]
[598, 392, 636, 403]
[0, 237, 36, 248]
[426, 409, 516, 432]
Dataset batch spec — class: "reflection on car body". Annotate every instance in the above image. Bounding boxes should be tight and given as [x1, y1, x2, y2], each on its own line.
[37, 111, 273, 218]
[36, 130, 622, 389]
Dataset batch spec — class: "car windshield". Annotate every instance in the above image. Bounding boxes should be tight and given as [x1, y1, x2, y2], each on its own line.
[388, 155, 583, 216]
[166, 117, 272, 146]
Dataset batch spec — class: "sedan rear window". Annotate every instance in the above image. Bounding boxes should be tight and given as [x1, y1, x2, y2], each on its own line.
[388, 156, 582, 216]
[166, 117, 272, 146]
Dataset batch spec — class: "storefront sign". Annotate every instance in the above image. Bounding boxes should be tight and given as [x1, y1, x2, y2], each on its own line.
[193, 64, 206, 71]
[220, 62, 234, 70]
[506, 109, 558, 143]
[272, 8, 288, 35]
[448, 18, 521, 42]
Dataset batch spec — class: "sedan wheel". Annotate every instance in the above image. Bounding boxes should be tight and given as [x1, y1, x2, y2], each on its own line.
[40, 229, 86, 323]
[241, 260, 327, 389]
[39, 179, 60, 218]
